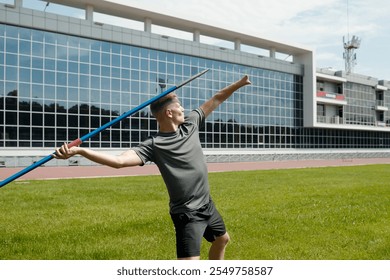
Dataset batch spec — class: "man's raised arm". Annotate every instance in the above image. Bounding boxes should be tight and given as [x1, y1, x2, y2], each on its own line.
[200, 75, 251, 118]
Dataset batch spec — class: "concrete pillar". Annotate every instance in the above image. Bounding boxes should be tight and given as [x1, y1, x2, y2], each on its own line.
[144, 17, 152, 33]
[270, 47, 276, 58]
[85, 5, 94, 22]
[234, 39, 241, 51]
[14, 0, 23, 7]
[193, 29, 200, 42]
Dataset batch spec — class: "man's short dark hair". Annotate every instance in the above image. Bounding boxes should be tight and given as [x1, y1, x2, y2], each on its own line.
[150, 94, 178, 116]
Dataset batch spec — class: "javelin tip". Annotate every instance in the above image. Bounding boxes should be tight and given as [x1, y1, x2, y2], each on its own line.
[177, 68, 209, 89]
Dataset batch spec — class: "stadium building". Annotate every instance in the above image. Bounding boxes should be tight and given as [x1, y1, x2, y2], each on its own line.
[1, 0, 390, 168]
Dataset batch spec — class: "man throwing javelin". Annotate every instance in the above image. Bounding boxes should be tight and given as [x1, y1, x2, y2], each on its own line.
[55, 74, 251, 259]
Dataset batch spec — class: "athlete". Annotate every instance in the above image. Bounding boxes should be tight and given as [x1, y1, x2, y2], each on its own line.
[54, 74, 251, 259]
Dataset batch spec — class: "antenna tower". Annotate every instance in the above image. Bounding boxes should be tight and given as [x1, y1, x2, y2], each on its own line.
[343, 0, 361, 74]
[343, 35, 361, 74]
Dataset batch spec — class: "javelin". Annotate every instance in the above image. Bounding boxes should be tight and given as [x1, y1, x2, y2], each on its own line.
[0, 69, 209, 188]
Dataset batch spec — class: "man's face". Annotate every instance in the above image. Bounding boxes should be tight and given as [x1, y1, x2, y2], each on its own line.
[166, 100, 185, 125]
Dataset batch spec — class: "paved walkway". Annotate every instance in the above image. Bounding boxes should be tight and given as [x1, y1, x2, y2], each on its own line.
[2, 157, 390, 182]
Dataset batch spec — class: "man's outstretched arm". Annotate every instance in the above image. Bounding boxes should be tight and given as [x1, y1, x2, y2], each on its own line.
[54, 143, 143, 168]
[200, 75, 251, 118]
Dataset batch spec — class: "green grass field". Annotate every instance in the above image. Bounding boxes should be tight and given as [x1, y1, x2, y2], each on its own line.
[0, 164, 389, 260]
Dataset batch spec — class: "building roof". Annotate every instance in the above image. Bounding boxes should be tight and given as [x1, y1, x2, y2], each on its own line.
[43, 0, 312, 56]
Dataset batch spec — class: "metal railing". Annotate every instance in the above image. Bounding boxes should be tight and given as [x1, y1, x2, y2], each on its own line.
[2, 149, 390, 167]
[317, 116, 344, 124]
[204, 150, 390, 163]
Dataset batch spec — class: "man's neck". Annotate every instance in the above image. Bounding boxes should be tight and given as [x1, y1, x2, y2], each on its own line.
[158, 122, 179, 133]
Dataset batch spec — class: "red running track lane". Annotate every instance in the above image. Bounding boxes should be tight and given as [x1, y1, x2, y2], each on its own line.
[1, 157, 390, 182]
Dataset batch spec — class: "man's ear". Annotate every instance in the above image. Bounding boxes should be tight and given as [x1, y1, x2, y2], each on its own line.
[165, 108, 172, 118]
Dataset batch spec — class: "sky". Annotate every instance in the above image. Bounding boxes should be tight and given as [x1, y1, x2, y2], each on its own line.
[16, 0, 390, 80]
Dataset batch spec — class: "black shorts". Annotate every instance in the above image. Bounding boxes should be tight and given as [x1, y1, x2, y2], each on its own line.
[170, 200, 227, 258]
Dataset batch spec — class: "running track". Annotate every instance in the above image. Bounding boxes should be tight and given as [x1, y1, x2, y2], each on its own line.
[1, 157, 390, 182]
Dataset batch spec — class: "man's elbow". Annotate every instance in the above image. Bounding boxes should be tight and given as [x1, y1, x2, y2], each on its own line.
[113, 158, 142, 169]
[111, 163, 124, 169]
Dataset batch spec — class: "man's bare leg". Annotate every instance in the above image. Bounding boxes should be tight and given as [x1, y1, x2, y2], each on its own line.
[209, 233, 230, 260]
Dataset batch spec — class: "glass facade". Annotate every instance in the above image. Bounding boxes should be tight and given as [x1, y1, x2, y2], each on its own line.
[344, 83, 377, 126]
[1, 24, 390, 152]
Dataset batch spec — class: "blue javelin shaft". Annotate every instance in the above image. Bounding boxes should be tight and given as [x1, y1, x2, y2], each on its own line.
[0, 69, 209, 188]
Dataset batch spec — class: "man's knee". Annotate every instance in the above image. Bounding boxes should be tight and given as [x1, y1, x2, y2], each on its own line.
[216, 232, 230, 246]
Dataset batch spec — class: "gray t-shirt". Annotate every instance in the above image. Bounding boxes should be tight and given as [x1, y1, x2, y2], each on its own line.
[133, 108, 210, 214]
